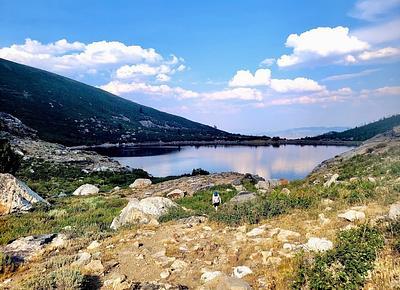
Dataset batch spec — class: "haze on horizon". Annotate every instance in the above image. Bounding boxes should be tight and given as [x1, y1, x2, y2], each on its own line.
[0, 0, 399, 134]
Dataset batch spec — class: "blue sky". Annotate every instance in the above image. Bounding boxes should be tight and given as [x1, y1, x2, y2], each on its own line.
[1, 0, 399, 134]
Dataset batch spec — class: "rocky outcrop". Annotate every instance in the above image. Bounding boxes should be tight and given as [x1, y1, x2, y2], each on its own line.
[0, 173, 49, 215]
[229, 191, 257, 204]
[110, 197, 178, 229]
[0, 112, 37, 139]
[166, 189, 185, 199]
[129, 178, 152, 189]
[72, 184, 99, 196]
[324, 173, 339, 187]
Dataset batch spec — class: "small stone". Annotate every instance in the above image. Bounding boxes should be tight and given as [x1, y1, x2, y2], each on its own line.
[389, 202, 400, 220]
[160, 270, 170, 279]
[233, 266, 253, 278]
[83, 259, 104, 274]
[170, 259, 188, 271]
[281, 188, 291, 195]
[324, 174, 339, 188]
[246, 225, 266, 237]
[318, 213, 330, 225]
[87, 240, 101, 250]
[200, 271, 223, 283]
[304, 237, 333, 252]
[338, 210, 365, 222]
[368, 177, 376, 183]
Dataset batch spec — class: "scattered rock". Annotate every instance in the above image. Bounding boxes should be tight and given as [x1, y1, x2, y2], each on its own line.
[170, 259, 188, 271]
[0, 173, 49, 215]
[72, 184, 99, 196]
[324, 173, 339, 187]
[202, 275, 252, 290]
[338, 210, 365, 222]
[103, 273, 126, 289]
[349, 177, 359, 183]
[166, 189, 185, 199]
[233, 266, 253, 278]
[87, 240, 101, 250]
[246, 225, 266, 237]
[281, 188, 291, 195]
[388, 202, 400, 220]
[110, 197, 178, 229]
[255, 181, 269, 190]
[318, 213, 330, 225]
[72, 252, 91, 267]
[83, 259, 104, 275]
[276, 229, 301, 242]
[129, 178, 152, 189]
[321, 198, 334, 206]
[200, 271, 223, 283]
[368, 177, 376, 183]
[304, 237, 333, 252]
[160, 270, 170, 279]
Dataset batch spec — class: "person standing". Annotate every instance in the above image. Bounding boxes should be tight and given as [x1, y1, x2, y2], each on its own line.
[212, 191, 221, 211]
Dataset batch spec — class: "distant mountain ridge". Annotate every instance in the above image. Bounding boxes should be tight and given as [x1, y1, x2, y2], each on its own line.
[307, 115, 400, 142]
[265, 126, 350, 139]
[0, 58, 233, 146]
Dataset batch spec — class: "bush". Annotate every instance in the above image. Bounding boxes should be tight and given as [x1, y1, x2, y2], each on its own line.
[292, 225, 384, 289]
[0, 139, 21, 174]
[191, 168, 210, 176]
[0, 252, 17, 274]
[23, 268, 84, 290]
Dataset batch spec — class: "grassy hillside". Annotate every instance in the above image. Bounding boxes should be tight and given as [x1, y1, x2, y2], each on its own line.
[306, 114, 400, 141]
[0, 58, 233, 146]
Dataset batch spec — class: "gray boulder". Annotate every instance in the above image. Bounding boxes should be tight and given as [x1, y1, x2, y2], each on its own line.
[229, 191, 256, 204]
[0, 173, 49, 215]
[389, 202, 400, 220]
[129, 178, 152, 189]
[110, 197, 178, 229]
[324, 174, 339, 187]
[72, 184, 99, 196]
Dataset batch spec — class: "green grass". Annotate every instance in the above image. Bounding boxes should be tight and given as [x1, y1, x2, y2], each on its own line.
[0, 196, 127, 245]
[292, 225, 385, 290]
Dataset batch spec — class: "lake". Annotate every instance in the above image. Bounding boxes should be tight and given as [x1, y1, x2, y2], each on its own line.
[101, 145, 353, 180]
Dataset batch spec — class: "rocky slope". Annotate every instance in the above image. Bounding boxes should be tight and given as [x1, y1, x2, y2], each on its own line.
[0, 128, 399, 289]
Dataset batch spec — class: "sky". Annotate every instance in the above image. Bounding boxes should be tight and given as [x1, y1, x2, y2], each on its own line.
[0, 0, 399, 134]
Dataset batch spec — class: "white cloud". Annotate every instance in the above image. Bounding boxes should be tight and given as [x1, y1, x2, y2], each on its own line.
[350, 0, 400, 21]
[270, 77, 325, 93]
[229, 69, 271, 87]
[352, 18, 400, 44]
[100, 80, 199, 99]
[277, 26, 369, 67]
[259, 58, 275, 67]
[322, 69, 379, 81]
[0, 38, 184, 83]
[358, 47, 400, 61]
[361, 86, 400, 97]
[203, 87, 263, 101]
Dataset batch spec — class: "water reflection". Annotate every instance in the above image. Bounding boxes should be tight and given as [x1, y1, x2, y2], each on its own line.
[113, 145, 352, 179]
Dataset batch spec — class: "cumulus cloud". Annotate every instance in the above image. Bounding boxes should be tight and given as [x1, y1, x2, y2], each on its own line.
[0, 38, 184, 82]
[349, 0, 400, 21]
[277, 26, 370, 67]
[100, 80, 199, 99]
[270, 77, 325, 93]
[352, 18, 400, 44]
[229, 69, 271, 87]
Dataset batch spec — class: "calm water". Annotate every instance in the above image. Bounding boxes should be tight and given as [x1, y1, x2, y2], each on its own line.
[109, 145, 352, 179]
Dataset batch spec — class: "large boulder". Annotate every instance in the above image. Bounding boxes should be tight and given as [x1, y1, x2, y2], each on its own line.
[72, 184, 99, 196]
[129, 178, 152, 189]
[110, 197, 178, 230]
[0, 173, 49, 215]
[229, 191, 257, 204]
[166, 189, 185, 199]
[389, 202, 400, 220]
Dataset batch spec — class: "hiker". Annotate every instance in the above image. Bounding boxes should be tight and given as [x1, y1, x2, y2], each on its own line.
[212, 191, 221, 211]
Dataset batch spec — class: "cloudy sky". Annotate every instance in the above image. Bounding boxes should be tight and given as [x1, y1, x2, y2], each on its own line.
[1, 0, 399, 134]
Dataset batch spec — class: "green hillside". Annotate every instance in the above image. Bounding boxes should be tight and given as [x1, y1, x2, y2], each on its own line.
[307, 114, 400, 141]
[0, 58, 233, 146]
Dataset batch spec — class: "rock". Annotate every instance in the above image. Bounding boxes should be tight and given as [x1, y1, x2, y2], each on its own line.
[2, 234, 58, 262]
[338, 210, 365, 222]
[49, 233, 68, 249]
[255, 181, 269, 190]
[304, 237, 333, 252]
[160, 270, 170, 279]
[112, 186, 121, 192]
[246, 225, 266, 237]
[0, 173, 49, 215]
[349, 177, 359, 183]
[324, 173, 339, 187]
[321, 198, 334, 206]
[200, 271, 223, 283]
[110, 197, 178, 229]
[217, 276, 252, 290]
[318, 213, 330, 225]
[276, 229, 301, 242]
[242, 173, 265, 183]
[170, 259, 188, 271]
[87, 240, 101, 250]
[389, 202, 400, 220]
[281, 188, 291, 195]
[129, 178, 152, 189]
[178, 216, 207, 226]
[166, 189, 185, 199]
[83, 259, 104, 274]
[267, 179, 280, 188]
[72, 184, 99, 196]
[233, 266, 253, 278]
[229, 191, 256, 204]
[72, 252, 91, 267]
[103, 273, 126, 288]
[368, 177, 376, 183]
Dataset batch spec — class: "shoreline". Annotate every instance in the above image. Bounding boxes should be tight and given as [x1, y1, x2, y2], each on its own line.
[70, 139, 361, 150]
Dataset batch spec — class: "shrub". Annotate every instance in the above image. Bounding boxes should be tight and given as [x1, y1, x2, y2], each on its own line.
[0, 252, 17, 274]
[159, 207, 192, 223]
[191, 168, 210, 176]
[23, 268, 84, 290]
[292, 225, 384, 289]
[0, 139, 21, 174]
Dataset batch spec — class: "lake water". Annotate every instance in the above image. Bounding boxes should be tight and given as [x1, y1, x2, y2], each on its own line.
[105, 145, 353, 180]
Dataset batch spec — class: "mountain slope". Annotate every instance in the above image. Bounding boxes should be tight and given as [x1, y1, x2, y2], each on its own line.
[0, 58, 232, 146]
[306, 115, 400, 142]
